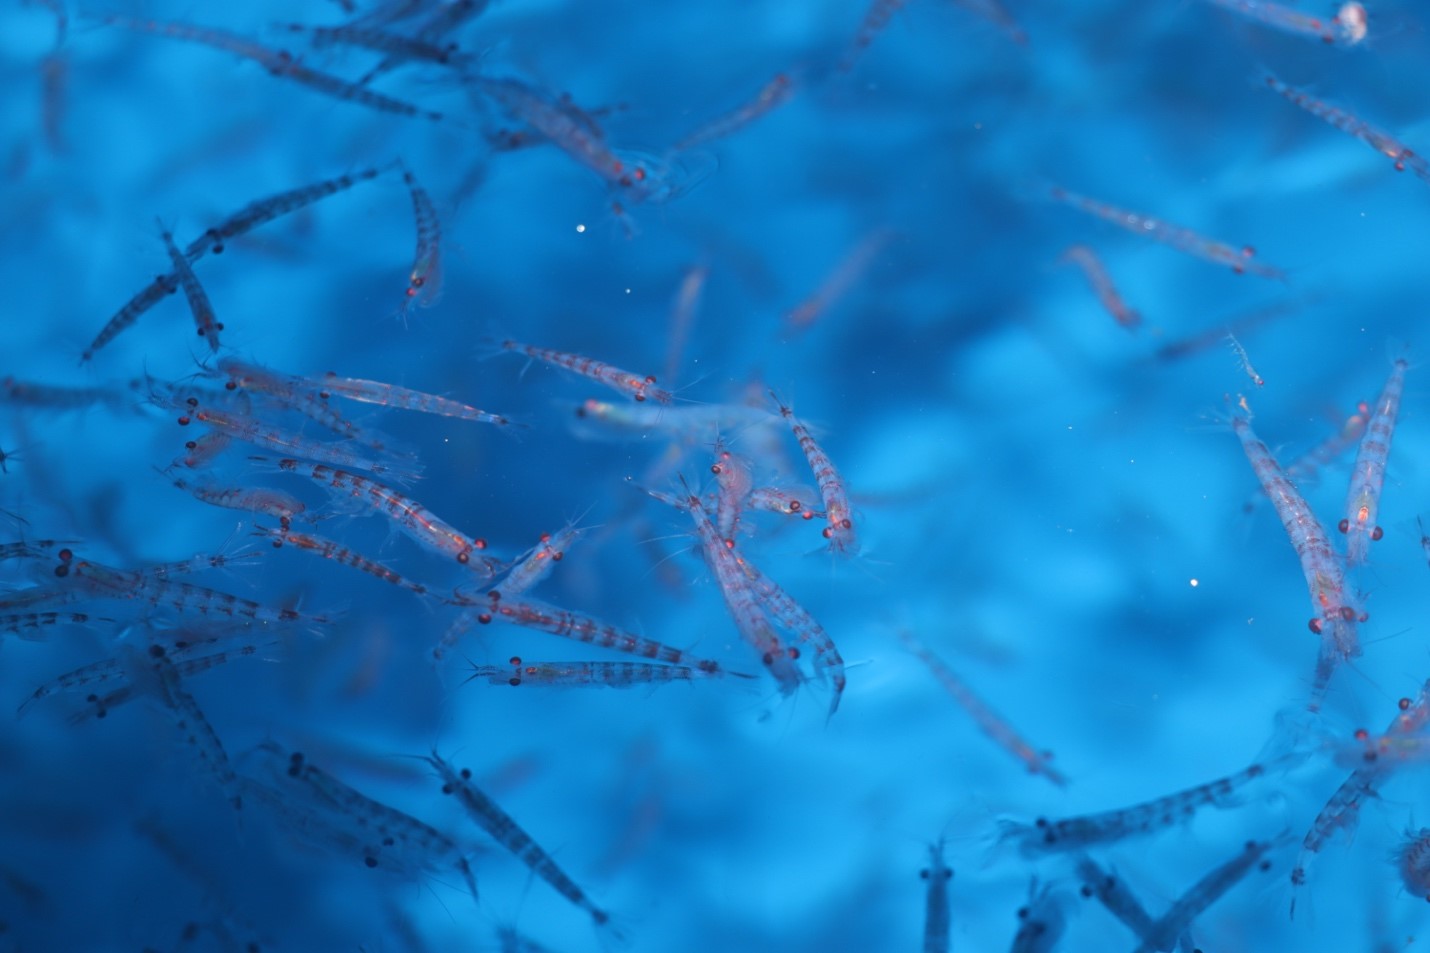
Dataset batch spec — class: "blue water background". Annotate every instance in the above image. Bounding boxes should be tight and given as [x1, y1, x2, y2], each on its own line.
[3, 0, 1430, 950]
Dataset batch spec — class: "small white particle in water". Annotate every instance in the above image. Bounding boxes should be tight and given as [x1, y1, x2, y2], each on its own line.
[575, 224, 586, 233]
[1189, 578, 1199, 588]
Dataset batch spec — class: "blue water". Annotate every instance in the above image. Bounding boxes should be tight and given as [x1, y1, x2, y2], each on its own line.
[3, 1, 1430, 950]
